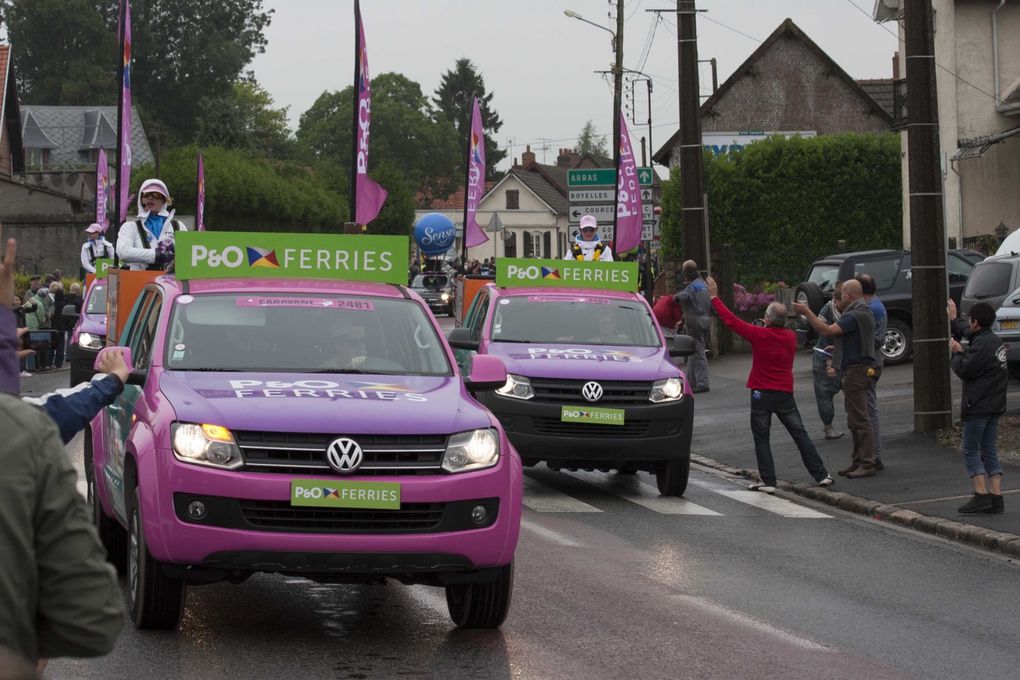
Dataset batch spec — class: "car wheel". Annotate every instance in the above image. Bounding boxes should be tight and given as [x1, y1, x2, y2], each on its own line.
[655, 456, 690, 496]
[795, 282, 825, 315]
[882, 318, 913, 365]
[128, 486, 186, 629]
[445, 561, 514, 629]
[86, 426, 127, 575]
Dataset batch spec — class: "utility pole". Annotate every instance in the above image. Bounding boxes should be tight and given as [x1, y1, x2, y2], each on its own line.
[677, 0, 707, 272]
[904, 0, 952, 432]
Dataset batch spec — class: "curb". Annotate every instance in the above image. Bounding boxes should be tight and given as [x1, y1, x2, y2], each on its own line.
[690, 454, 1020, 559]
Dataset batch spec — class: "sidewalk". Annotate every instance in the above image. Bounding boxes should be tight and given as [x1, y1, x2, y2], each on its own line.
[690, 351, 1020, 557]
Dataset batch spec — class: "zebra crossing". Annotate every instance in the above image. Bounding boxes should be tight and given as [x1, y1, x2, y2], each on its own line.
[523, 470, 832, 519]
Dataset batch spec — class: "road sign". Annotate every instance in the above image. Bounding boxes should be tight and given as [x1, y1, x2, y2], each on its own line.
[569, 188, 615, 203]
[569, 204, 615, 223]
[640, 188, 653, 201]
[638, 167, 654, 186]
[567, 168, 616, 187]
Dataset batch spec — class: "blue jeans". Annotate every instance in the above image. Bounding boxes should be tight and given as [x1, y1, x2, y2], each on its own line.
[750, 390, 829, 486]
[962, 415, 1004, 478]
[811, 352, 841, 426]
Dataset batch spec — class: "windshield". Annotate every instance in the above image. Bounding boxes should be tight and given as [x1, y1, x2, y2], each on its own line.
[85, 284, 107, 315]
[164, 294, 452, 375]
[807, 264, 840, 293]
[965, 262, 1015, 299]
[490, 295, 661, 347]
[411, 274, 450, 289]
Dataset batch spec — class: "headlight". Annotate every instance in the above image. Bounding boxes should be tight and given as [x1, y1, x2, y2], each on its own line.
[441, 292, 450, 301]
[78, 332, 104, 349]
[442, 428, 500, 473]
[171, 423, 244, 469]
[649, 377, 684, 403]
[495, 373, 534, 400]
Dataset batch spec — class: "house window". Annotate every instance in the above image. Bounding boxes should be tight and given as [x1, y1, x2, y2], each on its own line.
[505, 190, 519, 210]
[27, 149, 44, 170]
[527, 231, 543, 258]
[504, 231, 517, 258]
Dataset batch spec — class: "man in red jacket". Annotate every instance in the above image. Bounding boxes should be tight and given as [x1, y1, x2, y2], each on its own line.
[707, 276, 834, 493]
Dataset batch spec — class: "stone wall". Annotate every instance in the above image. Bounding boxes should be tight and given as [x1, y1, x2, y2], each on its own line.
[2, 214, 95, 276]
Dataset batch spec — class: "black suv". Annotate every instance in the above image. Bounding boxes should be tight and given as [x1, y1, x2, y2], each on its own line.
[795, 249, 977, 365]
[410, 272, 456, 316]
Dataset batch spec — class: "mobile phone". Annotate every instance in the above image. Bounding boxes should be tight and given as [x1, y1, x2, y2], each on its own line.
[21, 329, 59, 351]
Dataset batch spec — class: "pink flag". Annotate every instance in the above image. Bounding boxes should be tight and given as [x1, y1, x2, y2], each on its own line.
[196, 153, 206, 231]
[463, 97, 488, 248]
[353, 1, 387, 225]
[614, 112, 643, 254]
[116, 0, 132, 223]
[95, 147, 109, 231]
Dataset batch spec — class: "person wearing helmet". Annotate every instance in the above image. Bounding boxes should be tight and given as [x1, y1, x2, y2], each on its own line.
[115, 179, 188, 271]
[565, 214, 614, 262]
[79, 223, 113, 279]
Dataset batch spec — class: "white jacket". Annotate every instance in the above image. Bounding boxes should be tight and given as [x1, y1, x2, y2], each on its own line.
[564, 237, 614, 262]
[116, 186, 188, 270]
[80, 238, 114, 274]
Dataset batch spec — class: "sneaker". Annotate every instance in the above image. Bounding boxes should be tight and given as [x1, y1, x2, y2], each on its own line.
[823, 425, 844, 440]
[693, 386, 710, 394]
[838, 464, 859, 477]
[990, 494, 1004, 514]
[816, 475, 835, 487]
[875, 459, 885, 471]
[958, 493, 993, 514]
[845, 467, 876, 479]
[748, 483, 776, 493]
[19, 371, 32, 377]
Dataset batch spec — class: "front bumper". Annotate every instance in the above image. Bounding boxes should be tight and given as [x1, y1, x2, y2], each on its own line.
[477, 392, 693, 464]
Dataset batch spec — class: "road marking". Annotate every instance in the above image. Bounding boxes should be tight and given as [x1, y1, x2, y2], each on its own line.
[670, 594, 831, 651]
[713, 490, 831, 518]
[561, 471, 722, 515]
[522, 476, 603, 513]
[521, 519, 585, 547]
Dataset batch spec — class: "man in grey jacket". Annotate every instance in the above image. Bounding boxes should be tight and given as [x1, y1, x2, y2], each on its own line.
[674, 260, 711, 393]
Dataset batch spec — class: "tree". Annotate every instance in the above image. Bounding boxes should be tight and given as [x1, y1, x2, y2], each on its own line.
[577, 120, 609, 157]
[432, 58, 506, 179]
[366, 163, 415, 237]
[0, 0, 273, 143]
[196, 77, 292, 159]
[297, 72, 461, 202]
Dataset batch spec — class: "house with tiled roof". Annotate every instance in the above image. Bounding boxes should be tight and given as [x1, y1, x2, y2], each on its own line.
[0, 43, 25, 179]
[21, 104, 153, 170]
[653, 19, 893, 165]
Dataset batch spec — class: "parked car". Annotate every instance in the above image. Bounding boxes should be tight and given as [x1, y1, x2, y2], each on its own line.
[410, 272, 456, 316]
[992, 289, 1020, 380]
[960, 253, 1020, 321]
[795, 249, 976, 365]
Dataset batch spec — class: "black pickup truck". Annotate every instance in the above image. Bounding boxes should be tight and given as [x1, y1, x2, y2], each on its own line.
[795, 249, 980, 365]
[410, 272, 456, 316]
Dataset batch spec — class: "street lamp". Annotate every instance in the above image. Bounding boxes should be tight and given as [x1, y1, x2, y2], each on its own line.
[563, 9, 616, 49]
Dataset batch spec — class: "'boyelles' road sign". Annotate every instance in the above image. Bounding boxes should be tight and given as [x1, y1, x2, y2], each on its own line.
[568, 167, 655, 187]
[569, 188, 615, 203]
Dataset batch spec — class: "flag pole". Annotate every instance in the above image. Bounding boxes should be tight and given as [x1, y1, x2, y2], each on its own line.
[113, 0, 128, 267]
[349, 0, 361, 226]
[612, 108, 620, 255]
[460, 95, 475, 268]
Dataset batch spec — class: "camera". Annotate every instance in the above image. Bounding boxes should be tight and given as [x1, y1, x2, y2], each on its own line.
[21, 330, 59, 351]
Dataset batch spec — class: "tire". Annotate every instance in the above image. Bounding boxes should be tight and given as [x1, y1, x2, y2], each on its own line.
[86, 426, 127, 575]
[795, 282, 825, 315]
[128, 487, 186, 629]
[445, 562, 514, 629]
[655, 456, 690, 496]
[881, 318, 913, 365]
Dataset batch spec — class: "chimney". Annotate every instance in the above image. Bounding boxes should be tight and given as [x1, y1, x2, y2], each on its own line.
[557, 147, 580, 168]
[892, 51, 900, 80]
[521, 144, 536, 169]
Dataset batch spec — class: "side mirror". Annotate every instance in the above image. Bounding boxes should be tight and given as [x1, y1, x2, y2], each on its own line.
[448, 326, 480, 351]
[62, 303, 80, 327]
[669, 334, 696, 359]
[464, 354, 507, 393]
[92, 345, 146, 386]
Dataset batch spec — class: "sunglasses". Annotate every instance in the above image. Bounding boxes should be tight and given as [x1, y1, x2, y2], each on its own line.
[580, 227, 596, 232]
[141, 191, 166, 200]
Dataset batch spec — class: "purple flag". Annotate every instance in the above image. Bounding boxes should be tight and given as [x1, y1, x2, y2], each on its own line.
[463, 97, 488, 248]
[116, 0, 132, 223]
[196, 153, 206, 231]
[614, 111, 643, 254]
[353, 2, 387, 225]
[95, 147, 109, 231]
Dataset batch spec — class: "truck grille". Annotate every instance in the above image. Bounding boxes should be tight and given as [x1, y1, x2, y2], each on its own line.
[530, 378, 654, 405]
[531, 416, 650, 437]
[234, 431, 447, 475]
[239, 500, 445, 533]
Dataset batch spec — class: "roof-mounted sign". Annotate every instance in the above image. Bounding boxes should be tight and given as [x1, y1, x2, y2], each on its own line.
[174, 232, 409, 284]
[495, 258, 638, 292]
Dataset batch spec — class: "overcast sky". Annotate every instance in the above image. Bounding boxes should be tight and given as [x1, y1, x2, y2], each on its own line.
[251, 0, 899, 172]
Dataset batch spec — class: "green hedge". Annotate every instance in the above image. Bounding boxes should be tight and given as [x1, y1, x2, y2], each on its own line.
[132, 146, 349, 232]
[660, 133, 902, 285]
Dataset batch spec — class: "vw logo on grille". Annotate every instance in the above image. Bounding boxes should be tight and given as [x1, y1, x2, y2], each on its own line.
[581, 381, 604, 402]
[326, 437, 364, 474]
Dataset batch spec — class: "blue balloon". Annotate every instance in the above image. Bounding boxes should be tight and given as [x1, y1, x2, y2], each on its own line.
[414, 213, 457, 256]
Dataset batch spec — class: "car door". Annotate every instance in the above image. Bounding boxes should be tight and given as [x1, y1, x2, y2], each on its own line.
[103, 287, 163, 523]
[453, 289, 490, 371]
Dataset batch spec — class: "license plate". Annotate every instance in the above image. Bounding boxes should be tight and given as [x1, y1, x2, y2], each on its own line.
[560, 405, 626, 426]
[291, 479, 400, 509]
[1000, 320, 1018, 330]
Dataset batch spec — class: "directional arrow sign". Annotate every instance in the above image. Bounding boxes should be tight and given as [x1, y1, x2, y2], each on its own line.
[569, 188, 615, 203]
[638, 167, 654, 186]
[640, 188, 653, 202]
[569, 204, 616, 223]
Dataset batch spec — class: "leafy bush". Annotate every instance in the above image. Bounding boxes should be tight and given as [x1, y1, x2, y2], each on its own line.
[732, 283, 775, 313]
[661, 133, 902, 285]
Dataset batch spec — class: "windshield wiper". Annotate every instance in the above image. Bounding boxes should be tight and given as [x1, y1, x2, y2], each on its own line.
[491, 339, 537, 344]
[176, 367, 246, 372]
[305, 368, 370, 374]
